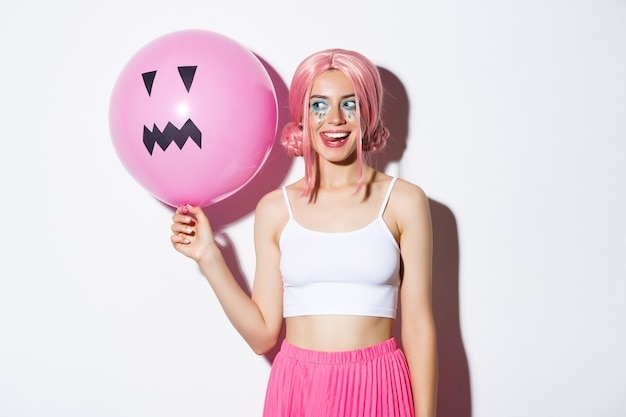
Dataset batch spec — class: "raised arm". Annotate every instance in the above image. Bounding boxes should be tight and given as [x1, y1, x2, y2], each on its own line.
[392, 180, 438, 417]
[170, 190, 285, 354]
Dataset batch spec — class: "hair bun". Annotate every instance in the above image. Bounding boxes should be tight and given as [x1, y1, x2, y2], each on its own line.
[363, 125, 390, 152]
[281, 122, 304, 156]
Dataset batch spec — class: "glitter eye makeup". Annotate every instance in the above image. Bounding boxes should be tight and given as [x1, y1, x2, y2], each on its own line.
[310, 98, 358, 122]
[341, 99, 357, 120]
[310, 99, 330, 124]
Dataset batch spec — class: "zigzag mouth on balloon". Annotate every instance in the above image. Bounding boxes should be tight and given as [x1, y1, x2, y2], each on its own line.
[143, 119, 202, 155]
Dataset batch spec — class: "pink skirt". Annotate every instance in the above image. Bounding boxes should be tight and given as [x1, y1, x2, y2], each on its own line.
[263, 337, 414, 417]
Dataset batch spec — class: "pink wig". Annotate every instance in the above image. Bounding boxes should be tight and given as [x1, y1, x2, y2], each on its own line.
[281, 49, 390, 196]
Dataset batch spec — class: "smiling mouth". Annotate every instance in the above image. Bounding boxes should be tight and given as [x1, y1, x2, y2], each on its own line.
[143, 119, 202, 155]
[321, 131, 350, 147]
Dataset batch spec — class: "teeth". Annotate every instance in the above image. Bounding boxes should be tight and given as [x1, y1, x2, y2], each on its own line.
[325, 132, 349, 139]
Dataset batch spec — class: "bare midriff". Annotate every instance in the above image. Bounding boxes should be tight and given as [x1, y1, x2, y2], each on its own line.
[285, 315, 394, 352]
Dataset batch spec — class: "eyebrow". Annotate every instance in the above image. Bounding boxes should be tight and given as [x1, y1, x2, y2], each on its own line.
[309, 94, 356, 100]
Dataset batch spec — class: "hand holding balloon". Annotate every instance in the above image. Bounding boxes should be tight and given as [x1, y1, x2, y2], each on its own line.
[170, 205, 220, 264]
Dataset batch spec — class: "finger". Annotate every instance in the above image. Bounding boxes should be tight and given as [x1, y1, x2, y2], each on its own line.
[171, 214, 193, 226]
[172, 212, 194, 225]
[171, 223, 195, 235]
[186, 205, 208, 223]
[171, 233, 190, 245]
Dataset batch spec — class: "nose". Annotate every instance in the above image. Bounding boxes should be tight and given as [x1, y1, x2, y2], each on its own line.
[328, 104, 345, 125]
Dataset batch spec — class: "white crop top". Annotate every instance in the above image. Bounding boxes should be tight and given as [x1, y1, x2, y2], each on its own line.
[279, 177, 401, 318]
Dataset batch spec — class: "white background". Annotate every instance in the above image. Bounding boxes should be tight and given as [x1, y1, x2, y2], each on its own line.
[1, 1, 625, 416]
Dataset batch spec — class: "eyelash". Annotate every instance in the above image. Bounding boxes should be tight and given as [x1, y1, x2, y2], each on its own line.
[341, 100, 357, 111]
[309, 100, 357, 115]
[310, 100, 330, 113]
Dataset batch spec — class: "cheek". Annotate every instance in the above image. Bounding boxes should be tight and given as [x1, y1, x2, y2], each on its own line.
[343, 108, 356, 121]
[307, 124, 323, 151]
[308, 114, 322, 134]
[310, 110, 326, 125]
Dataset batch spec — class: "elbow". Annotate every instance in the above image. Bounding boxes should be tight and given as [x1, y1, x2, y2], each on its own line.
[250, 333, 281, 356]
[252, 345, 271, 356]
[251, 340, 277, 356]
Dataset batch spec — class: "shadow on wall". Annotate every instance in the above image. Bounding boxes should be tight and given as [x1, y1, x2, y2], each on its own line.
[428, 199, 471, 417]
[379, 67, 472, 417]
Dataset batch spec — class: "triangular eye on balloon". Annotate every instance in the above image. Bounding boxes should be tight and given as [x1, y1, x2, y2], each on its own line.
[141, 66, 197, 96]
[178, 66, 197, 92]
[142, 71, 157, 96]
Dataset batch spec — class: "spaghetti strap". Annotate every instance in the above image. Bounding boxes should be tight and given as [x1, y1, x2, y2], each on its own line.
[282, 186, 294, 219]
[378, 177, 398, 218]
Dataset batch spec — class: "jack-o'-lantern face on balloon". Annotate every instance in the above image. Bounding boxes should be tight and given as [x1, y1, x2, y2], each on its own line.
[109, 30, 278, 207]
[140, 66, 202, 155]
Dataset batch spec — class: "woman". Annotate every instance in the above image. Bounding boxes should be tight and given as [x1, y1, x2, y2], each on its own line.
[171, 49, 437, 417]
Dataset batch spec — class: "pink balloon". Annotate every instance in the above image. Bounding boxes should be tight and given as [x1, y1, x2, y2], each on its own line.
[109, 30, 277, 207]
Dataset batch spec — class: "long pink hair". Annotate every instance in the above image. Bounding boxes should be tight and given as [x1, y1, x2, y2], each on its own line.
[281, 49, 390, 197]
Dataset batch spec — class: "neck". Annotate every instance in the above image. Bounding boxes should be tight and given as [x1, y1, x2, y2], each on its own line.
[316, 161, 372, 190]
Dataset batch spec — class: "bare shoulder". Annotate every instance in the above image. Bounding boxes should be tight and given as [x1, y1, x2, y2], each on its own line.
[391, 178, 429, 208]
[388, 178, 431, 229]
[256, 187, 288, 221]
[254, 187, 289, 242]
